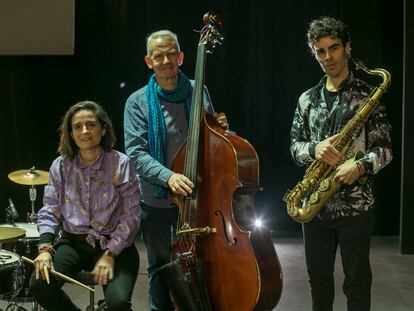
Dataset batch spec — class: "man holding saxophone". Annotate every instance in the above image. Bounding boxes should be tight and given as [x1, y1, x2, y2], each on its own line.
[288, 16, 392, 310]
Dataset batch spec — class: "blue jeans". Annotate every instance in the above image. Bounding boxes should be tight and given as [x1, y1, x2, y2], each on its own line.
[140, 203, 178, 311]
[303, 211, 375, 311]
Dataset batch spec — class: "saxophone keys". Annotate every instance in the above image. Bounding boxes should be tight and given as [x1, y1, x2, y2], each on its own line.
[319, 178, 330, 191]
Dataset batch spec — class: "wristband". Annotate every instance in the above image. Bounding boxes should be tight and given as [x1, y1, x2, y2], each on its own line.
[103, 249, 116, 258]
[38, 246, 55, 255]
[355, 160, 365, 176]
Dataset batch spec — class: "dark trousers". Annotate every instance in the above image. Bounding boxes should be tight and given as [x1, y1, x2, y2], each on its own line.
[29, 235, 139, 311]
[140, 203, 178, 311]
[303, 211, 374, 311]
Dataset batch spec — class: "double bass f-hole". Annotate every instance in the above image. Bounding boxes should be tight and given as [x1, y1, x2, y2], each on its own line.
[215, 210, 237, 246]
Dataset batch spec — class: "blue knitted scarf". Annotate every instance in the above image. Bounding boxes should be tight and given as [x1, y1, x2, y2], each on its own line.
[146, 71, 192, 198]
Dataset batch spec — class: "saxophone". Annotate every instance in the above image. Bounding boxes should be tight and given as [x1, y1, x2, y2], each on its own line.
[283, 59, 391, 223]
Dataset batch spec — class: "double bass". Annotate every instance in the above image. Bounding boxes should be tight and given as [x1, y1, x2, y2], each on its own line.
[167, 12, 283, 311]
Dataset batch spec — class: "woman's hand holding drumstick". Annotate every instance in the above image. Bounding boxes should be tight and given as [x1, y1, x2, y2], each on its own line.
[22, 256, 95, 292]
[34, 252, 53, 284]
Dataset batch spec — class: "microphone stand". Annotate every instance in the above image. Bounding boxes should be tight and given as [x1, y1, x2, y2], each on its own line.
[27, 185, 37, 224]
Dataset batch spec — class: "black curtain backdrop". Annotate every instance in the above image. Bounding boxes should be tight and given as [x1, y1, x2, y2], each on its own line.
[400, 0, 414, 253]
[0, 0, 403, 234]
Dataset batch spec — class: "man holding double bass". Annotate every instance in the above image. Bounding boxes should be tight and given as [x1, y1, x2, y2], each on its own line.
[124, 29, 228, 311]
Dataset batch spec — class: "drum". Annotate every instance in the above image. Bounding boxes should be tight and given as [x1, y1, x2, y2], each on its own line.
[0, 250, 22, 299]
[0, 223, 39, 302]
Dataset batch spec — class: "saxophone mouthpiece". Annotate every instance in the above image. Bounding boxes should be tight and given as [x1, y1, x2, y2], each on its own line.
[353, 58, 368, 71]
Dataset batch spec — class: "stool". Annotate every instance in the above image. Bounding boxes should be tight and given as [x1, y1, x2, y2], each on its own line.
[74, 271, 97, 311]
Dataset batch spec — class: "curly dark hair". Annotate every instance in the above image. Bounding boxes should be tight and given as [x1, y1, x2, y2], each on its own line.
[57, 101, 116, 159]
[307, 16, 350, 51]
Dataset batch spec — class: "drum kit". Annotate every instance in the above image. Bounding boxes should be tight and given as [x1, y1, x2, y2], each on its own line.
[0, 167, 48, 310]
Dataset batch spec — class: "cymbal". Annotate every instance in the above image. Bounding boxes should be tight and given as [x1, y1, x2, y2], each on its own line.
[0, 226, 26, 243]
[8, 168, 49, 185]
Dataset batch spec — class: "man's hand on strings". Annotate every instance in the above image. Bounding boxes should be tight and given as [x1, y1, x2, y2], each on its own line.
[214, 112, 229, 130]
[168, 173, 194, 196]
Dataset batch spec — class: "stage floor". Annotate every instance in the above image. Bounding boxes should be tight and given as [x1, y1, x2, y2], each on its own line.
[1, 235, 413, 311]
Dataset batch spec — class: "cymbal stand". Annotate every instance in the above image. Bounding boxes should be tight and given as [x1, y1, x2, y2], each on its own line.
[27, 186, 37, 224]
[3, 302, 27, 311]
[3, 302, 35, 311]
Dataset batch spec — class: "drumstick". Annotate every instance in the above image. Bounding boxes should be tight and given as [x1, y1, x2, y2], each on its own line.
[43, 265, 50, 284]
[22, 256, 95, 292]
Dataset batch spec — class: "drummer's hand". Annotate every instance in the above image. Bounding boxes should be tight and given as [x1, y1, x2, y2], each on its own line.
[214, 112, 229, 130]
[92, 254, 114, 285]
[34, 252, 53, 281]
[168, 173, 194, 196]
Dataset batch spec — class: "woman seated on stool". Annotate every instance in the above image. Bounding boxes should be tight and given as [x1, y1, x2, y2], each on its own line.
[29, 101, 141, 311]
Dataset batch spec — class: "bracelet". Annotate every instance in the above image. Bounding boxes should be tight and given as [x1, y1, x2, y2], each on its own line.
[103, 249, 116, 258]
[355, 160, 365, 176]
[38, 246, 55, 255]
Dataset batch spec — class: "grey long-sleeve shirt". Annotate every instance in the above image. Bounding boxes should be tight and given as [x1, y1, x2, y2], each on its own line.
[124, 81, 214, 209]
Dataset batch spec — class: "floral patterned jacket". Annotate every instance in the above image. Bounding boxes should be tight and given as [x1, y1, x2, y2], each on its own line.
[290, 72, 392, 219]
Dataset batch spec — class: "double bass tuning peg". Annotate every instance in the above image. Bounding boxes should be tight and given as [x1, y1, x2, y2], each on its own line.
[207, 33, 224, 53]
